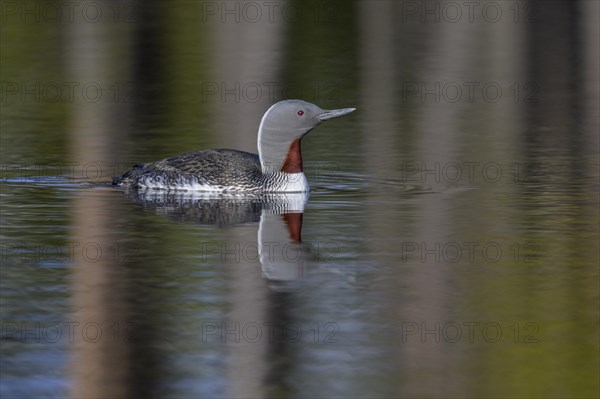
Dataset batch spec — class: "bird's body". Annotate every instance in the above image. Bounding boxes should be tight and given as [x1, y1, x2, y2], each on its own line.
[115, 149, 307, 192]
[113, 100, 355, 193]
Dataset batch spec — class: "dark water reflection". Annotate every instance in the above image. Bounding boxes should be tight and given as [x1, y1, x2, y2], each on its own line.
[2, 1, 599, 398]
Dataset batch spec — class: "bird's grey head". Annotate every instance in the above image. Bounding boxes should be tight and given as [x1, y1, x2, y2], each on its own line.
[257, 99, 355, 174]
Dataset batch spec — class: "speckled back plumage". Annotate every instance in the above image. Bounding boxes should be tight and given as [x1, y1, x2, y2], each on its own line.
[114, 149, 264, 191]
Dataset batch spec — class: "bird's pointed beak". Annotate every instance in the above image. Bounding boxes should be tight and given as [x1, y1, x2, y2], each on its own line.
[317, 107, 356, 122]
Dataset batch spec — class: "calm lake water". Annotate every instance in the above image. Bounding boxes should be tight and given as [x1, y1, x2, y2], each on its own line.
[1, 1, 599, 398]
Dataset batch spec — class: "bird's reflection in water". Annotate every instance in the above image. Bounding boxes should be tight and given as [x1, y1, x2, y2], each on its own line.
[124, 189, 311, 290]
[116, 188, 321, 397]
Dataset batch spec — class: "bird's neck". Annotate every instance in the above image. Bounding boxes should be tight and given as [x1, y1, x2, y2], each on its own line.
[258, 125, 306, 174]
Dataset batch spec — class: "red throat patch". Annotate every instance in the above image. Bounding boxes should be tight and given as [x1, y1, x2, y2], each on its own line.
[280, 139, 303, 173]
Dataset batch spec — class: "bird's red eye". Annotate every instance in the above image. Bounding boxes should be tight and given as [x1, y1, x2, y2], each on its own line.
[297, 110, 304, 116]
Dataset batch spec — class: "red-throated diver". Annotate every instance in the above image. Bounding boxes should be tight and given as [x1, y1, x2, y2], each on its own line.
[113, 100, 355, 192]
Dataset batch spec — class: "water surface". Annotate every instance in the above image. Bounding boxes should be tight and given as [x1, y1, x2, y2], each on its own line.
[1, 1, 599, 398]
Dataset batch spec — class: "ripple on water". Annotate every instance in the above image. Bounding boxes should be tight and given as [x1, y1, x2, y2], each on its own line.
[2, 176, 94, 189]
[311, 171, 435, 198]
